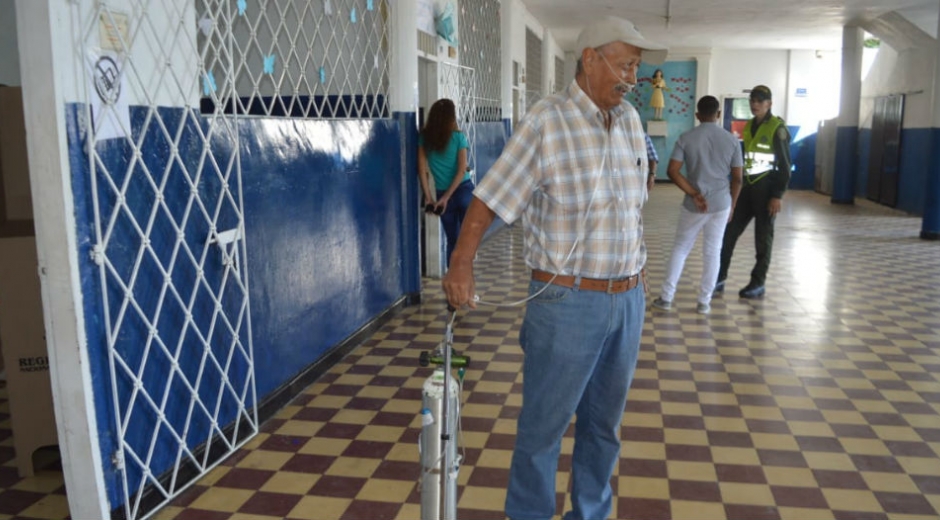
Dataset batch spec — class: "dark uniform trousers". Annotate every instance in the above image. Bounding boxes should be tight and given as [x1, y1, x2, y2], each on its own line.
[717, 176, 776, 287]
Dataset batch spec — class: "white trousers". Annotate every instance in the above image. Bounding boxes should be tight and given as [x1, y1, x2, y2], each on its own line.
[659, 206, 731, 304]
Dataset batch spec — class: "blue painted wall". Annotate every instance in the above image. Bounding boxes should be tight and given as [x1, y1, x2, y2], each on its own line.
[468, 121, 509, 185]
[627, 60, 697, 179]
[788, 125, 816, 191]
[854, 126, 930, 214]
[66, 103, 413, 508]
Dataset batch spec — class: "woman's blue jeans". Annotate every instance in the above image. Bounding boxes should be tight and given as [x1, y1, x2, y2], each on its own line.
[437, 179, 474, 267]
[505, 279, 645, 520]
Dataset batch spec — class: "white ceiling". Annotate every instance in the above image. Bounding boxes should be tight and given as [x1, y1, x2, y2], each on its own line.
[521, 0, 939, 52]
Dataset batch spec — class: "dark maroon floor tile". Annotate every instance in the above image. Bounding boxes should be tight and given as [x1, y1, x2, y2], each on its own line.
[281, 453, 336, 474]
[260, 418, 288, 433]
[0, 466, 20, 488]
[660, 391, 699, 403]
[737, 394, 777, 407]
[317, 422, 365, 439]
[715, 464, 767, 484]
[795, 436, 844, 453]
[369, 375, 408, 387]
[829, 423, 878, 439]
[372, 460, 421, 481]
[479, 371, 517, 382]
[813, 398, 856, 411]
[696, 382, 733, 393]
[850, 454, 904, 473]
[620, 458, 668, 479]
[812, 469, 868, 490]
[884, 440, 936, 457]
[892, 401, 938, 415]
[767, 385, 808, 397]
[0, 489, 45, 514]
[308, 475, 367, 498]
[455, 508, 507, 520]
[745, 419, 790, 434]
[618, 497, 671, 520]
[467, 466, 510, 488]
[461, 416, 498, 432]
[323, 384, 361, 396]
[393, 387, 424, 400]
[338, 500, 402, 520]
[341, 440, 394, 459]
[292, 407, 338, 422]
[780, 408, 825, 422]
[832, 512, 888, 520]
[214, 467, 276, 489]
[259, 434, 309, 452]
[701, 404, 743, 417]
[707, 431, 754, 448]
[662, 415, 705, 430]
[238, 491, 302, 518]
[665, 444, 712, 462]
[499, 405, 521, 419]
[770, 486, 828, 509]
[669, 479, 722, 502]
[623, 426, 665, 443]
[626, 400, 662, 414]
[484, 433, 516, 451]
[912, 475, 940, 495]
[174, 509, 232, 520]
[861, 412, 909, 426]
[757, 449, 808, 468]
[725, 504, 780, 520]
[345, 396, 387, 411]
[466, 392, 508, 405]
[875, 491, 938, 515]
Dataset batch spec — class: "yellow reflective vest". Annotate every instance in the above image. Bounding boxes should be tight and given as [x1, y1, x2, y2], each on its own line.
[743, 115, 784, 184]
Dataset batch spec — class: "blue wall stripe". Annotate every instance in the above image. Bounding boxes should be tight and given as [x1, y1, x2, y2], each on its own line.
[896, 128, 929, 215]
[394, 112, 421, 294]
[923, 128, 940, 238]
[831, 125, 859, 203]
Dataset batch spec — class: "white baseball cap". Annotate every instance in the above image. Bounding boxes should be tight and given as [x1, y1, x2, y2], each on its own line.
[576, 16, 668, 65]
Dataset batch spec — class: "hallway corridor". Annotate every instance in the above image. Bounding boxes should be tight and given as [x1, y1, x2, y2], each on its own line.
[2, 188, 939, 519]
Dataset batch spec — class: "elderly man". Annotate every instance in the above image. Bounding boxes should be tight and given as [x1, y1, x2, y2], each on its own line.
[442, 16, 666, 520]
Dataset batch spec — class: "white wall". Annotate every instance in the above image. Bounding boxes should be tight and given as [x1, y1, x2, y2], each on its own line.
[786, 49, 841, 133]
[860, 42, 936, 129]
[0, 0, 20, 86]
[710, 49, 790, 119]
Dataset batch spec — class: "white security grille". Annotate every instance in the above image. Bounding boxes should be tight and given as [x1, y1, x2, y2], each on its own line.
[440, 62, 477, 175]
[554, 55, 565, 93]
[201, 0, 391, 118]
[524, 28, 542, 110]
[458, 0, 500, 121]
[78, 2, 257, 519]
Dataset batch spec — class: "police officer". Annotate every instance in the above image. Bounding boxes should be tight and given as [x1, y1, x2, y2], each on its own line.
[715, 85, 791, 299]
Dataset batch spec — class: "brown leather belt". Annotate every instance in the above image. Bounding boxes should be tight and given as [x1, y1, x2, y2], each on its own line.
[531, 269, 641, 294]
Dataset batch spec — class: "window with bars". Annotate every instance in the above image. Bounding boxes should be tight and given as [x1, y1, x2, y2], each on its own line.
[197, 0, 391, 118]
[458, 0, 501, 122]
[554, 55, 565, 93]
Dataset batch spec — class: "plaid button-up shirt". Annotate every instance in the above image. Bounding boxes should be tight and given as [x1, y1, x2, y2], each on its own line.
[474, 81, 649, 279]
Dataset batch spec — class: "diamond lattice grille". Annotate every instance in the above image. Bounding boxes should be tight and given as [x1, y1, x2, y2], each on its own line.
[80, 2, 257, 519]
[458, 0, 500, 122]
[201, 0, 391, 118]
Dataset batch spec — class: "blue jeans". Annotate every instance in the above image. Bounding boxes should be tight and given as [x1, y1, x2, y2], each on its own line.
[506, 279, 645, 520]
[437, 179, 474, 267]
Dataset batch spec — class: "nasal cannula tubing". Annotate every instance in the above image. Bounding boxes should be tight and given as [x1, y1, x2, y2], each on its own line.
[473, 122, 633, 309]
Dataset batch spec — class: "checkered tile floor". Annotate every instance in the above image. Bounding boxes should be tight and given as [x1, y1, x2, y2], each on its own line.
[2, 188, 939, 519]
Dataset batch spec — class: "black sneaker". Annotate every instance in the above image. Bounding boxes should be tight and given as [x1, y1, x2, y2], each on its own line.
[739, 284, 765, 299]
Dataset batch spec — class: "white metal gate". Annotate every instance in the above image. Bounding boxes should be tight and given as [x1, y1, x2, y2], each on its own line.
[78, 2, 256, 518]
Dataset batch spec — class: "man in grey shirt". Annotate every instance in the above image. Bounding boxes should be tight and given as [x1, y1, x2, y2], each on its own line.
[652, 95, 743, 314]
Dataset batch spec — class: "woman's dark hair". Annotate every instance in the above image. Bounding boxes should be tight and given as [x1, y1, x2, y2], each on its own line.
[421, 98, 457, 153]
[653, 69, 663, 79]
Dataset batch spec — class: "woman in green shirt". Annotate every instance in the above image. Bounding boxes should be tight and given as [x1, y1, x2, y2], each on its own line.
[418, 98, 474, 267]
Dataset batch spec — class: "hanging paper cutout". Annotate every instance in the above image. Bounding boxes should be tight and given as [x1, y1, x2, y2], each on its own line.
[324, 0, 333, 15]
[263, 54, 275, 74]
[435, 1, 458, 46]
[237, 0, 247, 15]
[350, 7, 357, 23]
[203, 71, 217, 96]
[367, 0, 374, 11]
[319, 66, 326, 84]
[197, 16, 213, 36]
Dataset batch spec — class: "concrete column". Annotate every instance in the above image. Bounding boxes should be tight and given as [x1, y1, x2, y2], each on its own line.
[831, 25, 863, 203]
[500, 0, 515, 130]
[390, 0, 418, 114]
[15, 0, 110, 517]
[923, 1, 940, 239]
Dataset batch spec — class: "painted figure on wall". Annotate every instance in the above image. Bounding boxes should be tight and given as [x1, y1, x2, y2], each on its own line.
[649, 69, 668, 119]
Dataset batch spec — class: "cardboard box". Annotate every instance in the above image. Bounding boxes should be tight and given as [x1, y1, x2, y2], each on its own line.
[0, 86, 34, 237]
[0, 237, 57, 477]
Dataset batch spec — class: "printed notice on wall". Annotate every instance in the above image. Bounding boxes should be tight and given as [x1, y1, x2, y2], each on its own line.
[416, 0, 435, 36]
[98, 10, 131, 52]
[87, 51, 132, 141]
